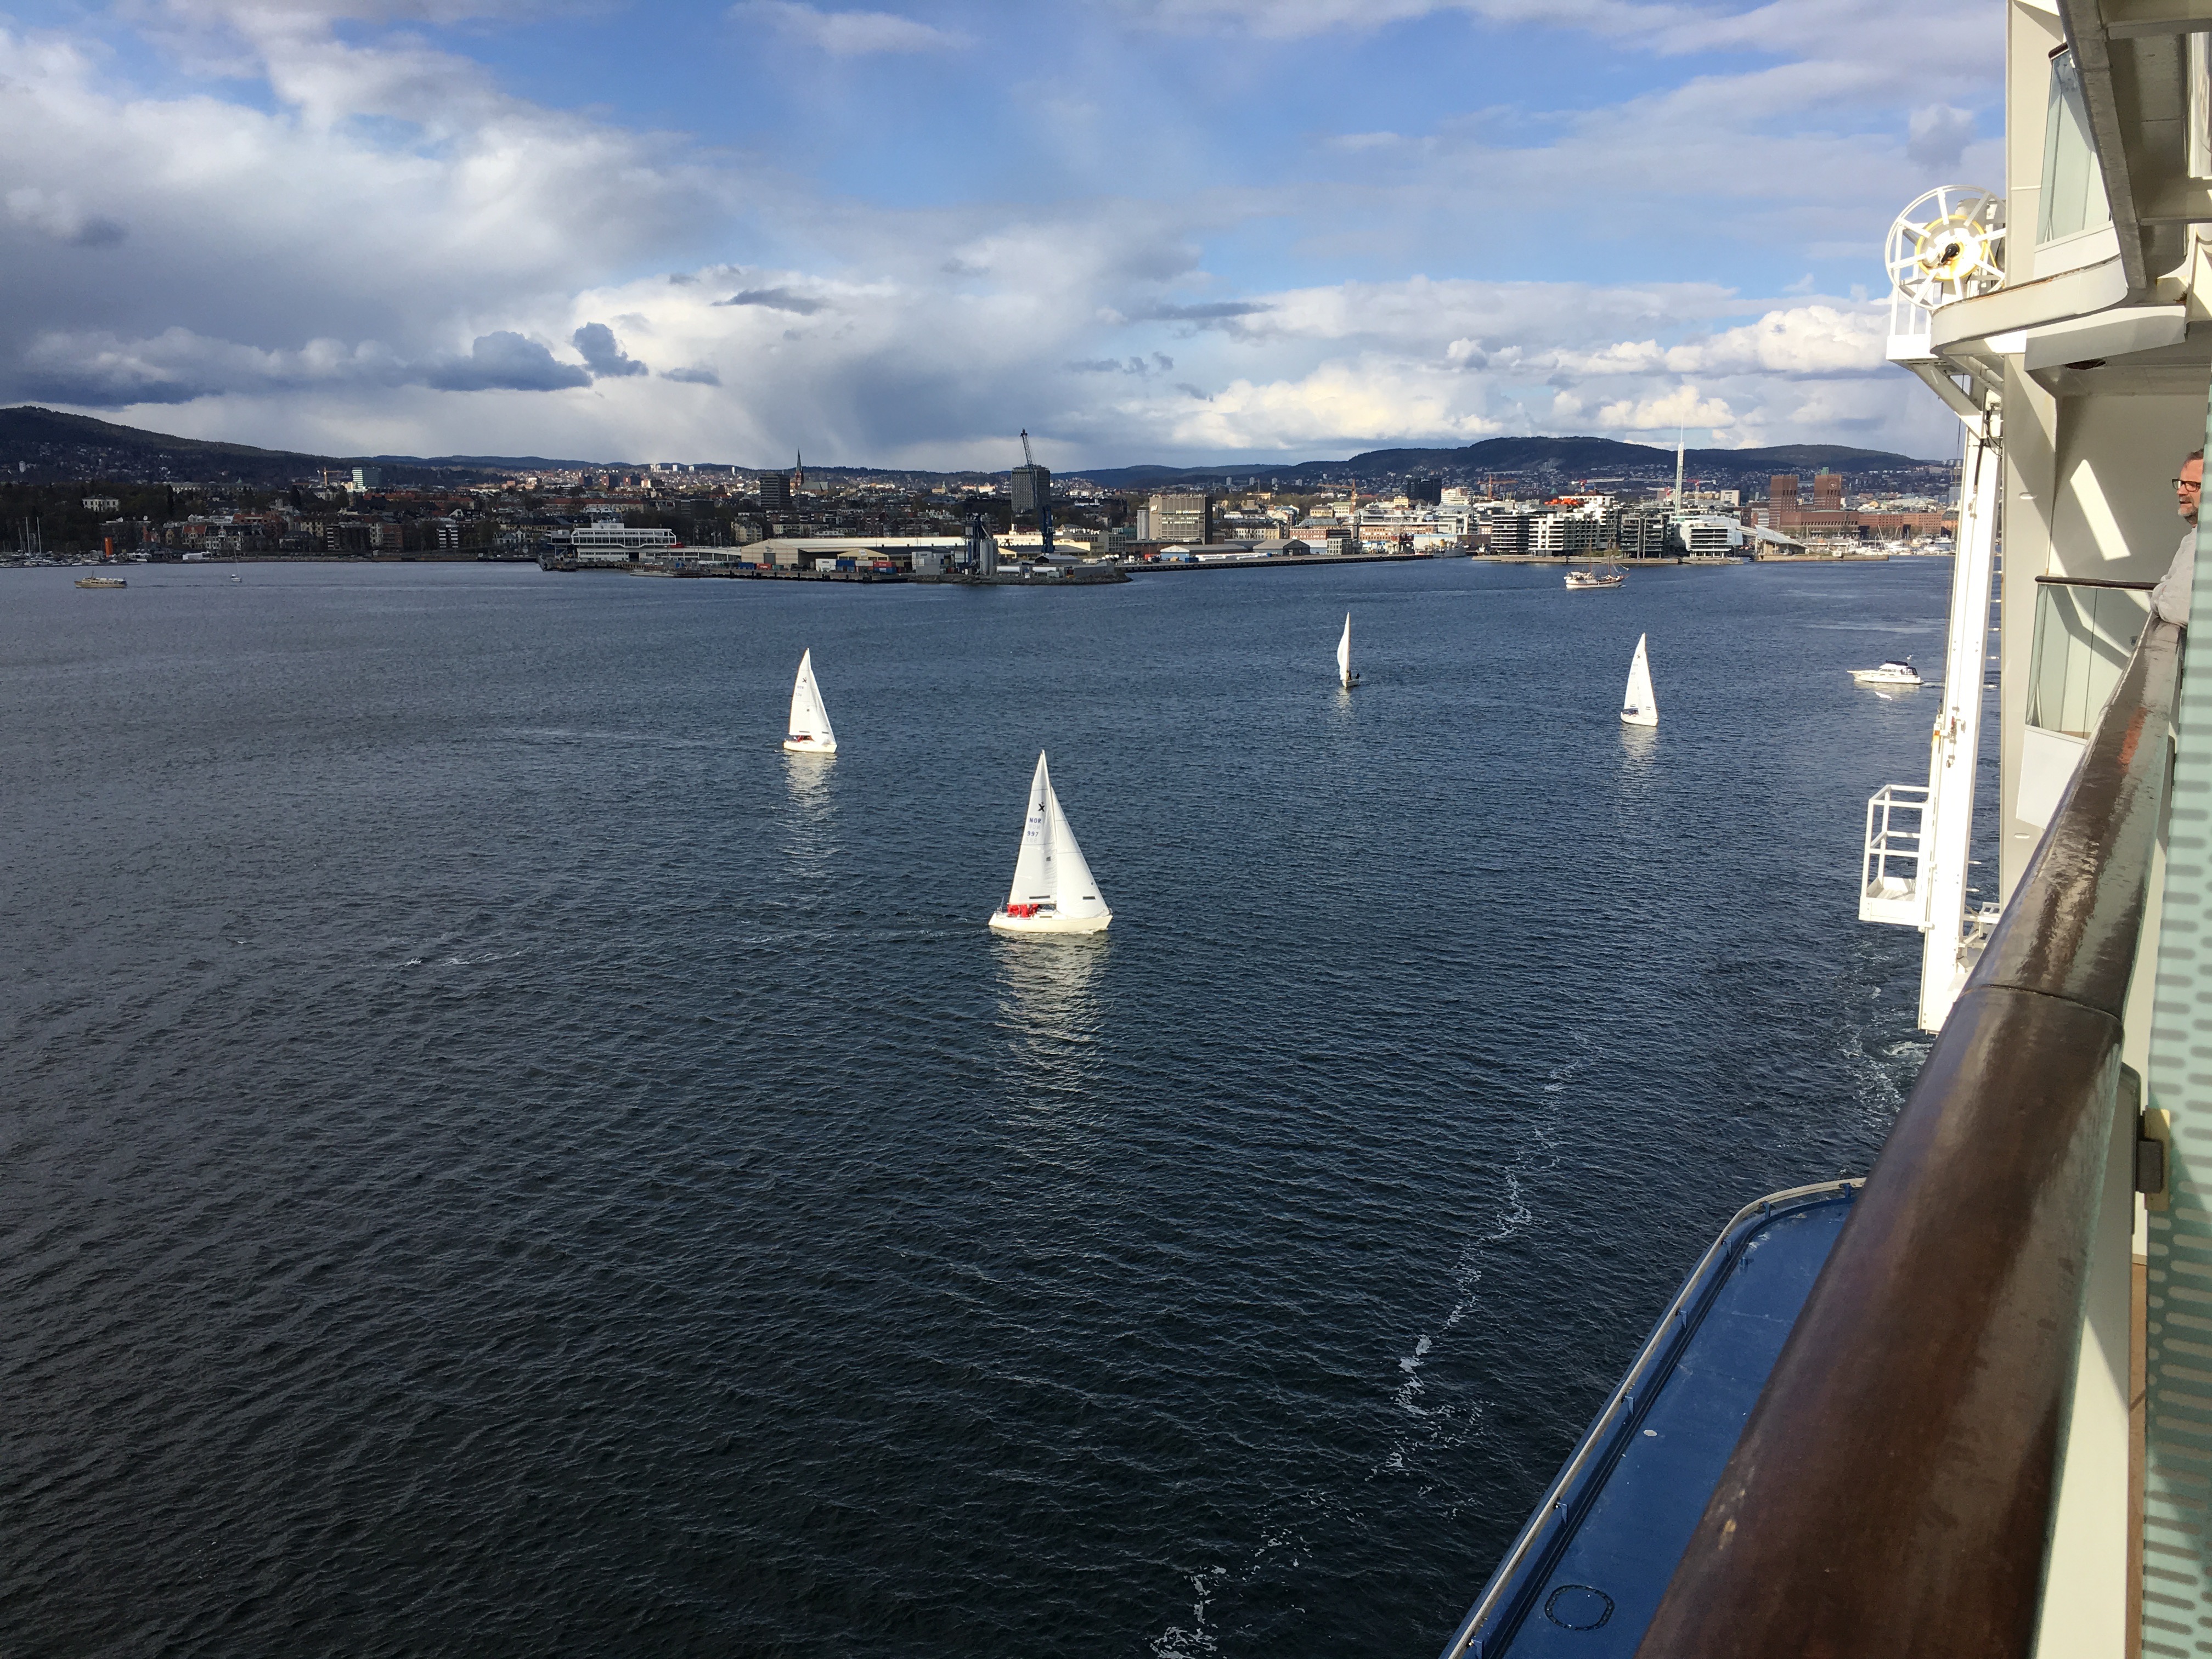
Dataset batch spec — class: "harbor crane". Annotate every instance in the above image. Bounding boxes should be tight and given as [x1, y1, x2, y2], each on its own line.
[1018, 430, 1054, 563]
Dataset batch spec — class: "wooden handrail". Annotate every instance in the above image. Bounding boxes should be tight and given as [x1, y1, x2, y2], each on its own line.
[2034, 574, 2157, 591]
[1635, 618, 2181, 1658]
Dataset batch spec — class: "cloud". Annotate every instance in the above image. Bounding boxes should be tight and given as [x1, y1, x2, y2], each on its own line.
[714, 287, 828, 314]
[1906, 104, 1977, 173]
[572, 321, 647, 378]
[1068, 352, 1176, 375]
[424, 332, 590, 391]
[7, 187, 126, 247]
[0, 2, 1974, 465]
[735, 2, 970, 54]
[1127, 300, 1274, 323]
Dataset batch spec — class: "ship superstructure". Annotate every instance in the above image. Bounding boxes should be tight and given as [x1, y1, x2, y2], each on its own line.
[1440, 2, 2212, 1652]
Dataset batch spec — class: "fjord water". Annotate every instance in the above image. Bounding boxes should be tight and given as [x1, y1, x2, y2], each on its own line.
[2, 558, 1944, 1657]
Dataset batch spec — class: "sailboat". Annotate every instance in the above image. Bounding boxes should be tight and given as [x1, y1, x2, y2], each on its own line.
[1622, 633, 1659, 726]
[988, 752, 1112, 935]
[1337, 613, 1359, 689]
[782, 648, 837, 754]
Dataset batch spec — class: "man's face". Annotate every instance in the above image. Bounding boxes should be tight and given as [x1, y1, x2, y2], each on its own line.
[2182, 457, 2203, 525]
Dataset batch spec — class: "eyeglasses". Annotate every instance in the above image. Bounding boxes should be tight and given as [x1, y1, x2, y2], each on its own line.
[2178, 478, 2204, 489]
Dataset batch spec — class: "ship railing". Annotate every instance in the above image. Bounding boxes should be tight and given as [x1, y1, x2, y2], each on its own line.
[1638, 615, 2180, 1656]
[1859, 783, 1930, 927]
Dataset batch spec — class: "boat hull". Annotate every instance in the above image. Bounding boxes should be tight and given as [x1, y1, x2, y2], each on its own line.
[1622, 710, 1658, 727]
[1849, 671, 1921, 687]
[989, 909, 1111, 935]
[782, 738, 837, 754]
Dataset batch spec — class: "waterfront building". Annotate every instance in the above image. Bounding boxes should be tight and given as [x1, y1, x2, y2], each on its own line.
[1148, 492, 1211, 545]
[1011, 461, 1050, 521]
[1618, 508, 1672, 557]
[568, 523, 679, 565]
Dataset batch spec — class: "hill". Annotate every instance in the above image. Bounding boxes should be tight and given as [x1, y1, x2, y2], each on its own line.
[0, 408, 557, 486]
[0, 407, 1945, 489]
[1072, 437, 1943, 488]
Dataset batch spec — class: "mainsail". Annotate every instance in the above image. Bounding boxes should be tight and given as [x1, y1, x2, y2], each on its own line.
[1006, 753, 1056, 908]
[785, 648, 838, 753]
[1622, 633, 1658, 727]
[1337, 613, 1356, 689]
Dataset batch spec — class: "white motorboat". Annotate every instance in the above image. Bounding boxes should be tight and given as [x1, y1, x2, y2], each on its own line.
[782, 648, 838, 753]
[1849, 658, 1923, 687]
[1566, 565, 1624, 589]
[1336, 612, 1359, 689]
[1622, 633, 1658, 726]
[988, 752, 1111, 935]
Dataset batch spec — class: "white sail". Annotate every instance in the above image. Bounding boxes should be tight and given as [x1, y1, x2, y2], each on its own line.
[1336, 613, 1354, 688]
[992, 752, 1112, 933]
[1005, 752, 1055, 909]
[1622, 633, 1658, 727]
[1045, 780, 1110, 920]
[783, 648, 837, 753]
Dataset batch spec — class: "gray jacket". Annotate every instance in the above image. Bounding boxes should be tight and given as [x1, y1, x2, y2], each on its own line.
[2153, 526, 2198, 625]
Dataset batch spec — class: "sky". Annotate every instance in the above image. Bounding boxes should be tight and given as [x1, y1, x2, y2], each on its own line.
[0, 0, 2003, 468]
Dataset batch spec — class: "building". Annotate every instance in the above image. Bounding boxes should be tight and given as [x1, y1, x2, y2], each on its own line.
[1148, 492, 1212, 545]
[1011, 462, 1051, 521]
[1486, 511, 1553, 556]
[1769, 475, 1799, 520]
[1812, 471, 1844, 511]
[351, 467, 382, 491]
[1618, 509, 1672, 558]
[1409, 477, 1443, 505]
[758, 472, 792, 511]
[568, 524, 679, 565]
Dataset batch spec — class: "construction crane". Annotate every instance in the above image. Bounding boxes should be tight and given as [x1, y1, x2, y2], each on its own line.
[1018, 430, 1054, 562]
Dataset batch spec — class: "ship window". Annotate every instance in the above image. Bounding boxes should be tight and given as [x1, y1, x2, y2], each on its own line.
[2039, 48, 2112, 244]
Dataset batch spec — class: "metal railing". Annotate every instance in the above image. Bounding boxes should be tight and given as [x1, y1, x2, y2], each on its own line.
[1637, 618, 2181, 1658]
[1860, 783, 1931, 926]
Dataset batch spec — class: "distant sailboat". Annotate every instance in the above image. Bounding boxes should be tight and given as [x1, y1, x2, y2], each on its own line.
[1622, 633, 1658, 726]
[1337, 613, 1359, 689]
[783, 648, 837, 754]
[989, 752, 1112, 934]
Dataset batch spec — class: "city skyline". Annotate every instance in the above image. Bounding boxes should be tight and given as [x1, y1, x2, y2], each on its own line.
[0, 0, 2001, 467]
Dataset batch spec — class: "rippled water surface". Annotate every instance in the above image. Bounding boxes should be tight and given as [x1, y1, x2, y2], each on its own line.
[2, 558, 1950, 1656]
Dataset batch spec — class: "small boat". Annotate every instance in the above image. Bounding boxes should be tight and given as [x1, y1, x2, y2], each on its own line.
[1566, 564, 1625, 589]
[75, 575, 126, 589]
[989, 752, 1112, 935]
[1337, 612, 1359, 689]
[782, 648, 837, 754]
[1622, 633, 1658, 726]
[1850, 658, 1923, 687]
